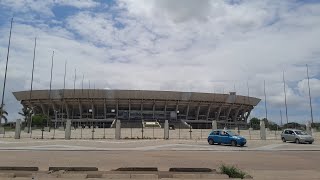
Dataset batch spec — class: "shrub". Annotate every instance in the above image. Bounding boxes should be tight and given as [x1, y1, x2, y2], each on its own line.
[219, 164, 246, 179]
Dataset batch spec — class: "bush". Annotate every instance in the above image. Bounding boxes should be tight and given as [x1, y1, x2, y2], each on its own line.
[219, 164, 246, 179]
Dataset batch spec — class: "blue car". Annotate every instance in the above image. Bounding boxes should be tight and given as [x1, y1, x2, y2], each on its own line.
[207, 129, 247, 147]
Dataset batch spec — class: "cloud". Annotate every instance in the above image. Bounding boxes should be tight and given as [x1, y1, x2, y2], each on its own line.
[298, 78, 320, 98]
[0, 0, 320, 124]
[54, 0, 100, 9]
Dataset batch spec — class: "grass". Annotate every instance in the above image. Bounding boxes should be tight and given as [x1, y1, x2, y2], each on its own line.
[219, 164, 247, 179]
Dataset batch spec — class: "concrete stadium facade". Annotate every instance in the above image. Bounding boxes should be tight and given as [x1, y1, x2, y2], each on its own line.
[13, 89, 260, 129]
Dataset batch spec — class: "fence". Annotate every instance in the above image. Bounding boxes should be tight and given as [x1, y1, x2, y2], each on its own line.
[1, 125, 319, 140]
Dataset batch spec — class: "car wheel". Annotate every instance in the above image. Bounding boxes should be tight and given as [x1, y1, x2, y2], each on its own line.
[231, 140, 237, 147]
[309, 142, 313, 144]
[208, 139, 214, 145]
[282, 137, 286, 142]
[295, 139, 300, 144]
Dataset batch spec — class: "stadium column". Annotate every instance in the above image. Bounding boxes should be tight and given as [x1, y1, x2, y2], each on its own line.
[116, 100, 119, 120]
[225, 104, 233, 126]
[175, 102, 179, 120]
[91, 100, 94, 119]
[51, 102, 58, 126]
[164, 101, 167, 120]
[65, 101, 70, 119]
[128, 99, 131, 121]
[206, 104, 212, 121]
[185, 103, 190, 120]
[240, 109, 246, 121]
[104, 99, 107, 120]
[196, 103, 201, 120]
[78, 100, 82, 119]
[140, 100, 143, 120]
[215, 104, 222, 121]
[39, 100, 46, 115]
[153, 100, 155, 120]
[245, 108, 252, 122]
[233, 104, 242, 122]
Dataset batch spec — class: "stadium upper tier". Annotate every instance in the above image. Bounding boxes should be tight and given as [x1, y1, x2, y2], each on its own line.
[13, 89, 260, 127]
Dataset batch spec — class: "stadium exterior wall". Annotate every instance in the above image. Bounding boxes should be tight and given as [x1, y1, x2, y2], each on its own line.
[13, 89, 261, 128]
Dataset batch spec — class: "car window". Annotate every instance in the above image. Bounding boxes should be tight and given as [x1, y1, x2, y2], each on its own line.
[214, 131, 219, 135]
[288, 130, 294, 134]
[294, 131, 308, 135]
[220, 131, 227, 136]
[284, 130, 288, 134]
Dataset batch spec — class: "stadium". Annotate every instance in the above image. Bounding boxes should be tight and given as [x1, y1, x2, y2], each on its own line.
[13, 89, 260, 129]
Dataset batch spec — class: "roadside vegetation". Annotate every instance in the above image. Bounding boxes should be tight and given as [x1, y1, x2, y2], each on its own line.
[219, 164, 247, 179]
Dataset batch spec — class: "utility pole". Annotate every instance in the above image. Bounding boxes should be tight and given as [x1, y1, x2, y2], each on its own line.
[282, 71, 289, 124]
[0, 18, 13, 125]
[48, 51, 54, 127]
[280, 109, 283, 127]
[28, 37, 37, 133]
[306, 64, 314, 126]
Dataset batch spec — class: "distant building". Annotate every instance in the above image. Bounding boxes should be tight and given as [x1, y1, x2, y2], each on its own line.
[13, 89, 260, 129]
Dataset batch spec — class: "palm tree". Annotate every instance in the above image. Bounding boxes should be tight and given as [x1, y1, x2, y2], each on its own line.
[0, 106, 8, 124]
[19, 107, 32, 131]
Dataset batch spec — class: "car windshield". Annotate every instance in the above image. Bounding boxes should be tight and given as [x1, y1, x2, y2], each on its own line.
[295, 131, 308, 135]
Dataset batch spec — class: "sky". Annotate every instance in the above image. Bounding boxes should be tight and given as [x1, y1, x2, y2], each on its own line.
[0, 0, 320, 124]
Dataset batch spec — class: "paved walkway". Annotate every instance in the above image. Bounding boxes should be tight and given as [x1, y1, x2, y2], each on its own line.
[0, 139, 319, 179]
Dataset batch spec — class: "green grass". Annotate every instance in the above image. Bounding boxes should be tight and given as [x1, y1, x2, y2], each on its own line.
[219, 164, 247, 179]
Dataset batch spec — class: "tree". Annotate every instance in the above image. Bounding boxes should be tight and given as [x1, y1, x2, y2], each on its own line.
[32, 114, 47, 126]
[249, 117, 260, 130]
[0, 106, 8, 124]
[18, 106, 32, 131]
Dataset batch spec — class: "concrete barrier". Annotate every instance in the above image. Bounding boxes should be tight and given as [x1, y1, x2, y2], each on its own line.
[115, 120, 121, 140]
[260, 120, 266, 140]
[0, 173, 15, 178]
[172, 174, 200, 179]
[130, 174, 158, 179]
[15, 119, 21, 139]
[65, 119, 71, 140]
[164, 120, 169, 139]
[200, 173, 229, 179]
[60, 173, 87, 179]
[102, 174, 130, 179]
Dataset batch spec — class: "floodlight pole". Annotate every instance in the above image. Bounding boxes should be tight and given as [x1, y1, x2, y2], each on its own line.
[306, 64, 314, 126]
[0, 18, 13, 125]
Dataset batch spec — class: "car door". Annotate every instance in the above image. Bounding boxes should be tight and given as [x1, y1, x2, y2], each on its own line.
[219, 131, 229, 144]
[287, 130, 295, 141]
[213, 130, 220, 143]
[283, 130, 289, 139]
